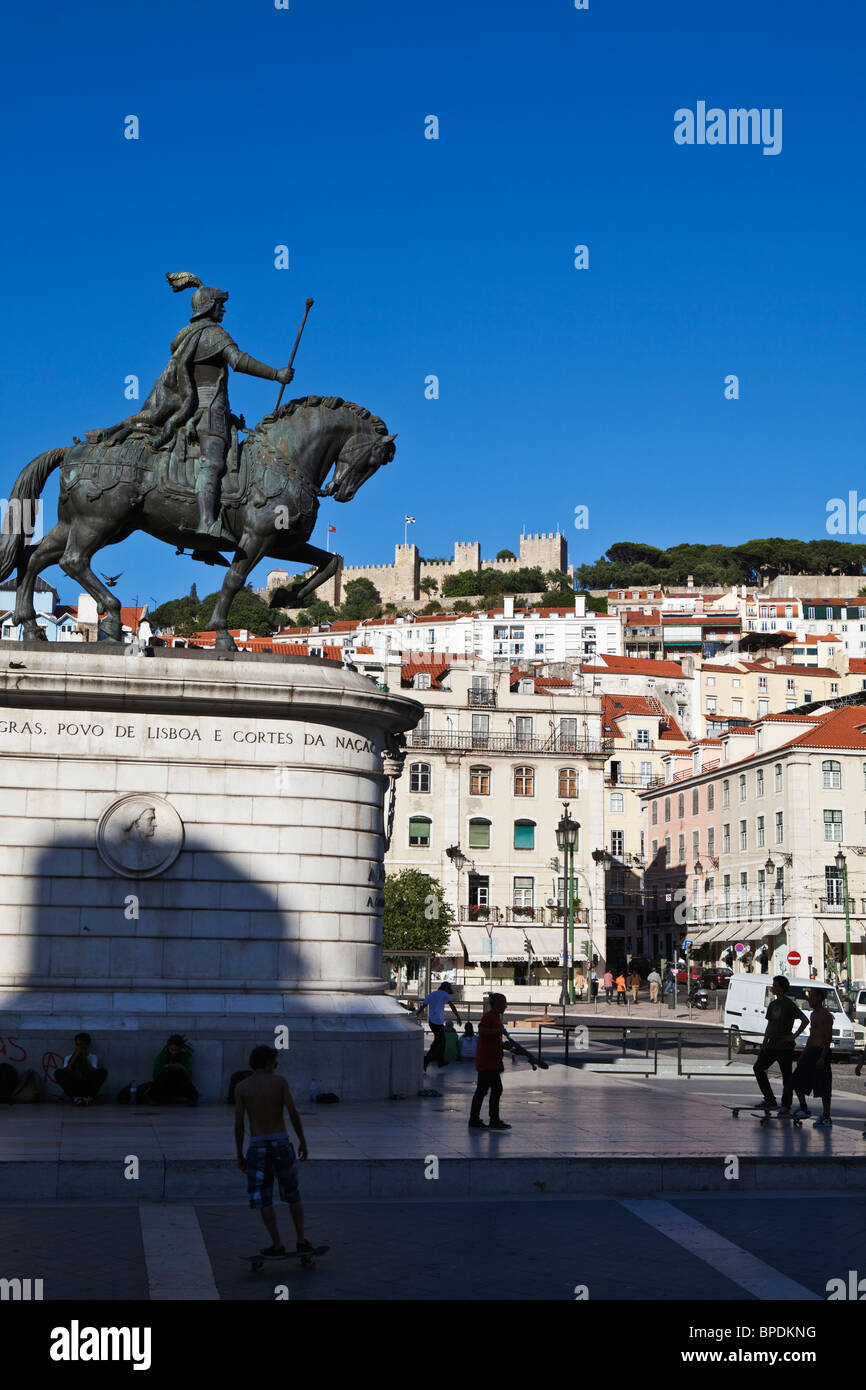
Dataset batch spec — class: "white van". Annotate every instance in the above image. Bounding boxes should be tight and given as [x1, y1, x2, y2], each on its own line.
[725, 976, 856, 1055]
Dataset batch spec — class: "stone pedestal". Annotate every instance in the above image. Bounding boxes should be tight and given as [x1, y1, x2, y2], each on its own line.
[0, 646, 423, 1100]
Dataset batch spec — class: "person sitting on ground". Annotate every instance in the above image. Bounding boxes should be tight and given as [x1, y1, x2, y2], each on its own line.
[791, 989, 834, 1127]
[53, 1033, 108, 1106]
[151, 1034, 199, 1105]
[443, 1020, 461, 1064]
[459, 1022, 477, 1062]
[235, 1044, 313, 1260]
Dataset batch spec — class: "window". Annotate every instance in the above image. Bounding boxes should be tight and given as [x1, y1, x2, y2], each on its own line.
[514, 765, 535, 797]
[707, 826, 715, 858]
[664, 835, 671, 864]
[804, 690, 812, 703]
[786, 678, 795, 693]
[468, 874, 490, 910]
[471, 713, 489, 746]
[732, 699, 742, 714]
[416, 711, 431, 742]
[468, 817, 491, 849]
[559, 767, 579, 798]
[707, 784, 715, 811]
[723, 874, 731, 908]
[775, 810, 784, 844]
[677, 792, 685, 819]
[651, 838, 658, 859]
[518, 679, 534, 695]
[756, 769, 764, 797]
[664, 797, 671, 822]
[640, 761, 653, 787]
[678, 833, 686, 864]
[831, 682, 839, 694]
[513, 876, 534, 909]
[610, 792, 624, 814]
[515, 716, 533, 748]
[757, 815, 765, 848]
[560, 717, 578, 749]
[409, 761, 431, 793]
[409, 816, 431, 847]
[774, 764, 783, 793]
[822, 759, 842, 789]
[758, 868, 765, 905]
[739, 819, 747, 851]
[722, 780, 730, 807]
[609, 759, 622, 783]
[707, 676, 715, 687]
[732, 677, 741, 689]
[758, 699, 769, 717]
[740, 871, 748, 908]
[469, 765, 490, 796]
[692, 829, 700, 860]
[610, 829, 625, 857]
[514, 819, 535, 850]
[414, 672, 431, 690]
[635, 728, 650, 747]
[738, 774, 746, 802]
[692, 788, 700, 815]
[651, 800, 658, 825]
[823, 809, 843, 842]
[825, 865, 843, 906]
[707, 697, 717, 713]
[723, 824, 731, 853]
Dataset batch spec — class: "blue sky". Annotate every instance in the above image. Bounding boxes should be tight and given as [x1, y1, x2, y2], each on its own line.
[1, 0, 864, 607]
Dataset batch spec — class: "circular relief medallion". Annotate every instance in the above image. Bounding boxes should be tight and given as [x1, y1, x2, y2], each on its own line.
[96, 795, 184, 879]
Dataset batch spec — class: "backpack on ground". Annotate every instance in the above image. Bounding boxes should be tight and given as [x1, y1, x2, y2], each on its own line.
[11, 1069, 44, 1103]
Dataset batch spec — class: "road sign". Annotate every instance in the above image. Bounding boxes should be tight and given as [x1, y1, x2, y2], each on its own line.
[485, 924, 494, 938]
[787, 950, 801, 967]
[734, 942, 746, 956]
[683, 939, 693, 950]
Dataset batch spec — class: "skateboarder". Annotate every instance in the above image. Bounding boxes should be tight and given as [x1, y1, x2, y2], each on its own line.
[791, 988, 834, 1127]
[468, 993, 516, 1131]
[234, 1045, 314, 1259]
[754, 976, 809, 1112]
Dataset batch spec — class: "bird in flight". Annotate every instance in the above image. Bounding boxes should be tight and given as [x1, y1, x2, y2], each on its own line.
[101, 572, 123, 587]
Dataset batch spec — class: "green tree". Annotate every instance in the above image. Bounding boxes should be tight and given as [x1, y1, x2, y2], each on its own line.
[419, 600, 442, 615]
[496, 548, 517, 560]
[195, 586, 281, 635]
[338, 578, 382, 620]
[148, 594, 200, 636]
[294, 598, 338, 626]
[420, 577, 439, 596]
[383, 869, 452, 954]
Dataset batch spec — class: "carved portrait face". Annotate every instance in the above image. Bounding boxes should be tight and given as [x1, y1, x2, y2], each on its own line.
[97, 796, 184, 879]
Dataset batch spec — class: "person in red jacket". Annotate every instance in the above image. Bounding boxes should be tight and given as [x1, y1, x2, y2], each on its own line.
[468, 993, 515, 1131]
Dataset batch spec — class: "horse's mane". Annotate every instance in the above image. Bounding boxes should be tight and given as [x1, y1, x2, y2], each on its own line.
[255, 395, 389, 436]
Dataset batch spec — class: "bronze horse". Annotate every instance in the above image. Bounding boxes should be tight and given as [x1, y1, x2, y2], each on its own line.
[0, 397, 395, 650]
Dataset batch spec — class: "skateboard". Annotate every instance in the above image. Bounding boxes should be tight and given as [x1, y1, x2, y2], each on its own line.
[241, 1245, 329, 1272]
[721, 1104, 803, 1127]
[508, 1039, 549, 1071]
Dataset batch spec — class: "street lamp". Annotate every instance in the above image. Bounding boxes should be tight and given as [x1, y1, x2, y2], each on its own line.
[556, 802, 579, 1006]
[446, 844, 466, 873]
[834, 848, 852, 996]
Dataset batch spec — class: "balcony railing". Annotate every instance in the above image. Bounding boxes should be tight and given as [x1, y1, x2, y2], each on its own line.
[406, 731, 613, 755]
[819, 897, 866, 915]
[467, 689, 497, 708]
[606, 774, 664, 787]
[629, 740, 655, 750]
[459, 904, 548, 923]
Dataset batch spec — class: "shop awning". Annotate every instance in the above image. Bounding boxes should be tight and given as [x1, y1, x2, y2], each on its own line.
[524, 927, 568, 961]
[458, 926, 530, 962]
[435, 931, 465, 958]
[818, 918, 865, 946]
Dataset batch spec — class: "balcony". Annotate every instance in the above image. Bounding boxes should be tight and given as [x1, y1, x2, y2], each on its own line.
[467, 689, 497, 708]
[459, 904, 546, 923]
[819, 897, 866, 915]
[629, 740, 655, 750]
[606, 773, 664, 787]
[406, 731, 613, 756]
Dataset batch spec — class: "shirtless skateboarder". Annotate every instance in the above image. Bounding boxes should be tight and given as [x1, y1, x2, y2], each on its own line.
[234, 1045, 313, 1258]
[790, 989, 834, 1128]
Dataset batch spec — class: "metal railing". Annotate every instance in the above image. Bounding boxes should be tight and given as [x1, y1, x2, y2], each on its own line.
[406, 731, 612, 755]
[467, 689, 496, 708]
[606, 774, 664, 787]
[819, 896, 865, 915]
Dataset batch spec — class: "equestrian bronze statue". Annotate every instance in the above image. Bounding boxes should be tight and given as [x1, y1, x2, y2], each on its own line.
[0, 274, 395, 650]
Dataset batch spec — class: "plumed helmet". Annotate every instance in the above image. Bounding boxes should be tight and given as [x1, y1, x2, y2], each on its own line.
[165, 271, 228, 320]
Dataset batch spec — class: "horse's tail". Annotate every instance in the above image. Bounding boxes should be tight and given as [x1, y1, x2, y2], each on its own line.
[0, 447, 67, 583]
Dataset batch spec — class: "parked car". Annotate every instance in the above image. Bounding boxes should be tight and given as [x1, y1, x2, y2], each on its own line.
[853, 989, 866, 1026]
[725, 976, 857, 1055]
[674, 966, 703, 985]
[701, 966, 734, 990]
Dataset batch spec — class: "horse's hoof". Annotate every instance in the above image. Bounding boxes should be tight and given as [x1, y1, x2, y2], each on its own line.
[21, 622, 47, 642]
[214, 632, 237, 652]
[98, 622, 123, 643]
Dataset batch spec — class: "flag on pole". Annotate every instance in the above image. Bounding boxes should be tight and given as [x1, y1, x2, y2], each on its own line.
[328, 525, 337, 533]
[405, 516, 416, 524]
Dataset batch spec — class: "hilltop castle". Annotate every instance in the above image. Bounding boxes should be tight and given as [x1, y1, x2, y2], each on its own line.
[259, 532, 572, 609]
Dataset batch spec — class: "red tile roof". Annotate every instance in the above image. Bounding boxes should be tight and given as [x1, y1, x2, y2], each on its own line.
[582, 656, 684, 677]
[600, 694, 688, 743]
